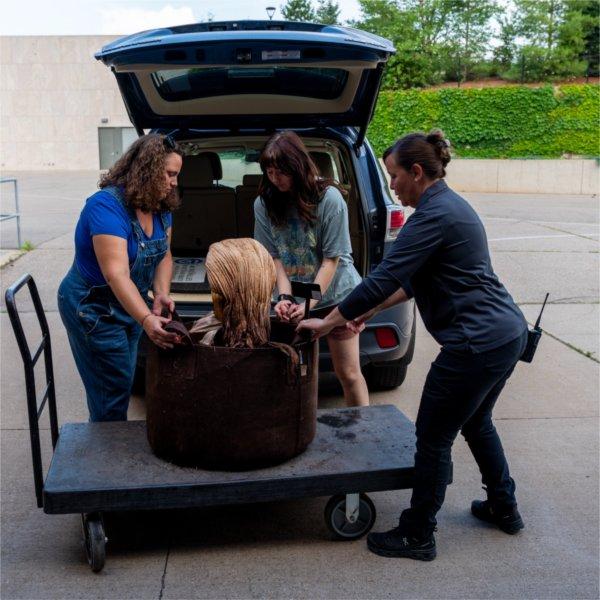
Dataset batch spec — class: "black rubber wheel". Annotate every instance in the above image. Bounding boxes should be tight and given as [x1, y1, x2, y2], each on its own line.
[365, 361, 408, 390]
[82, 514, 106, 573]
[324, 493, 376, 541]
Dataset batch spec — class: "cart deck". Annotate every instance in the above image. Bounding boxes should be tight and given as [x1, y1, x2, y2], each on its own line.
[44, 405, 415, 514]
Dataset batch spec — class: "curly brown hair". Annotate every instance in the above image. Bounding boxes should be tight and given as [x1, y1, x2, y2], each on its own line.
[99, 133, 183, 212]
[258, 131, 341, 228]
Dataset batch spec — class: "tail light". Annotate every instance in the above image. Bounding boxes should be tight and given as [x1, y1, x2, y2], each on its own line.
[385, 205, 405, 241]
[375, 327, 399, 349]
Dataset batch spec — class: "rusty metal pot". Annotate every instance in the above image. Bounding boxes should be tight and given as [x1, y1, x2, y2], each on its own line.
[145, 320, 318, 470]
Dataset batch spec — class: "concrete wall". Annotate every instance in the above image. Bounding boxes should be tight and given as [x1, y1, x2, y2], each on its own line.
[378, 158, 599, 195]
[444, 158, 600, 195]
[1, 35, 131, 170]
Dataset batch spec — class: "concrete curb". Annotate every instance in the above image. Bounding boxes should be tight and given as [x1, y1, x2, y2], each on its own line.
[0, 249, 26, 268]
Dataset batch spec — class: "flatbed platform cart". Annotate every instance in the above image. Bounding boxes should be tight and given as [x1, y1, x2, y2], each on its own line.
[6, 274, 423, 573]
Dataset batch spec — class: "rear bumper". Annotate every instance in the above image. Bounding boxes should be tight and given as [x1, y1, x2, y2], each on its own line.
[318, 301, 415, 371]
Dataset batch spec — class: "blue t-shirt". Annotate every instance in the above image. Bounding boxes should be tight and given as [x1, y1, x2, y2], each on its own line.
[74, 189, 172, 286]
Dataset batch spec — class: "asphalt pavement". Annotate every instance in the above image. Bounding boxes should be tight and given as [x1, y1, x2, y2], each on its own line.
[1, 171, 598, 599]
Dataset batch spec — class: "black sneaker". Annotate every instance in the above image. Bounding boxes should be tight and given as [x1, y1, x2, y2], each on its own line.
[367, 526, 436, 561]
[471, 500, 524, 534]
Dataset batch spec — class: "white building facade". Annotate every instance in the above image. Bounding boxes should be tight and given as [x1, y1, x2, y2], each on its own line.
[1, 35, 135, 170]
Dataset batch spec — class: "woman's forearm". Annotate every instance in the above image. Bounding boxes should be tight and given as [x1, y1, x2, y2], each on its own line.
[374, 287, 409, 313]
[107, 273, 153, 324]
[93, 234, 154, 324]
[153, 250, 173, 296]
[313, 257, 339, 306]
[274, 259, 292, 295]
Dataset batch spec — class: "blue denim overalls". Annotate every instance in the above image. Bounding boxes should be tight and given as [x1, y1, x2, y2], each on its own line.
[58, 186, 169, 421]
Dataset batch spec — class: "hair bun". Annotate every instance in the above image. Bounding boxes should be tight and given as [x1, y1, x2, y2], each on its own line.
[426, 129, 451, 166]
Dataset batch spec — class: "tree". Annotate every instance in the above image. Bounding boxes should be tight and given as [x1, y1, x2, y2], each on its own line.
[514, 0, 565, 51]
[492, 14, 518, 73]
[444, 0, 499, 83]
[281, 0, 316, 22]
[315, 0, 341, 24]
[562, 0, 599, 76]
[350, 0, 454, 89]
[506, 0, 591, 81]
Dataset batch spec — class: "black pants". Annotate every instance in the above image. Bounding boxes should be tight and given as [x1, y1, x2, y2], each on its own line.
[400, 331, 528, 538]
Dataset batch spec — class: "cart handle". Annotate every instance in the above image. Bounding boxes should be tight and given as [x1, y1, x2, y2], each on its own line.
[5, 273, 59, 508]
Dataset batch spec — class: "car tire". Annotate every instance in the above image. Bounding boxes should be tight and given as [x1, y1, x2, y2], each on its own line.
[365, 361, 408, 390]
[365, 316, 415, 391]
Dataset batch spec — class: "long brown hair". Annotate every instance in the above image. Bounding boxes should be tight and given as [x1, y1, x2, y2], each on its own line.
[99, 133, 183, 212]
[258, 131, 334, 227]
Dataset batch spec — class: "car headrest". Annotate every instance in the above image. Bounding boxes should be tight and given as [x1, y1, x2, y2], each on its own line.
[179, 152, 223, 187]
[242, 174, 263, 187]
[309, 151, 335, 180]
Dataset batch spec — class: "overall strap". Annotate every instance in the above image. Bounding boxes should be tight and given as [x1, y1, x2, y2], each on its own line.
[159, 211, 170, 234]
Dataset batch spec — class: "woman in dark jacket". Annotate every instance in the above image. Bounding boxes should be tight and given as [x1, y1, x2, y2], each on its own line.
[297, 130, 528, 561]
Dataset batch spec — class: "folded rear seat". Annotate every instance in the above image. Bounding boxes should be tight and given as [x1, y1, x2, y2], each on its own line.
[235, 173, 263, 239]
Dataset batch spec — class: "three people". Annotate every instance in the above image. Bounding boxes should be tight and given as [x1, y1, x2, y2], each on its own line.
[58, 133, 181, 422]
[60, 128, 526, 561]
[297, 130, 528, 560]
[254, 131, 369, 407]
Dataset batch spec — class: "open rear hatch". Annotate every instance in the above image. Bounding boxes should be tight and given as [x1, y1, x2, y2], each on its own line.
[95, 21, 395, 150]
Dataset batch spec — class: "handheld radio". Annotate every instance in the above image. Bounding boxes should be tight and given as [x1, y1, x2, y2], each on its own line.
[520, 293, 549, 363]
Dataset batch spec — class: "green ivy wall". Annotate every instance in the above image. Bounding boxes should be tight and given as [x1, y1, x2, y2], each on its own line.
[368, 84, 600, 159]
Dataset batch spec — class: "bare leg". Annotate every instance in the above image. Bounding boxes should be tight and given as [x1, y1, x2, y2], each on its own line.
[327, 334, 369, 407]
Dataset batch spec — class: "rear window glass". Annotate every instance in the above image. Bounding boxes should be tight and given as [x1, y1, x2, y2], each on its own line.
[181, 146, 262, 188]
[151, 67, 348, 101]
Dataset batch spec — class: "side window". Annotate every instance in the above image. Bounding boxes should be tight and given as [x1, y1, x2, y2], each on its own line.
[368, 141, 395, 206]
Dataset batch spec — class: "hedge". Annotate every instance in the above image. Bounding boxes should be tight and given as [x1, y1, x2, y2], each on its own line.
[368, 84, 600, 158]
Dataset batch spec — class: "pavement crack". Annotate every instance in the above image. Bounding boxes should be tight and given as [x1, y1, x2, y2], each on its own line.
[158, 544, 171, 600]
[518, 297, 599, 305]
[534, 222, 599, 242]
[536, 328, 599, 363]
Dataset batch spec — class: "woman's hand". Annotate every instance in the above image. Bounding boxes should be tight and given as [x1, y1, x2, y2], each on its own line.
[295, 318, 334, 340]
[142, 314, 179, 349]
[287, 302, 308, 323]
[274, 300, 294, 321]
[152, 293, 175, 318]
[346, 308, 377, 334]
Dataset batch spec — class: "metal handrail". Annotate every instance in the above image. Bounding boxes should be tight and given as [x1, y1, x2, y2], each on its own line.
[5, 274, 59, 508]
[0, 178, 22, 248]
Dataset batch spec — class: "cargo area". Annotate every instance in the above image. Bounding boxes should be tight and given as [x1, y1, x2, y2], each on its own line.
[169, 136, 367, 306]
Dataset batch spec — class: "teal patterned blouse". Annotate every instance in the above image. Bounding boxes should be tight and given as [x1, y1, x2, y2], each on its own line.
[253, 186, 361, 308]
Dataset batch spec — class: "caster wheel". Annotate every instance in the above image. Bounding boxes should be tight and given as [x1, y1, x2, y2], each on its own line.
[82, 513, 106, 573]
[324, 493, 376, 541]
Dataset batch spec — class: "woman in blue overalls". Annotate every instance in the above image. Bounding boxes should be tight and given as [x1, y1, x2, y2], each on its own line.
[58, 134, 181, 422]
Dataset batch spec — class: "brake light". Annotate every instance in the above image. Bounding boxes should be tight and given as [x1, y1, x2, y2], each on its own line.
[385, 206, 405, 241]
[375, 327, 399, 349]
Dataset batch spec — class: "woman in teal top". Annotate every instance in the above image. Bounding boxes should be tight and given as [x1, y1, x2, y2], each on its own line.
[254, 131, 368, 407]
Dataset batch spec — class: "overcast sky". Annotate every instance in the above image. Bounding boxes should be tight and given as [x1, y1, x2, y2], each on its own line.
[1, 1, 363, 35]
